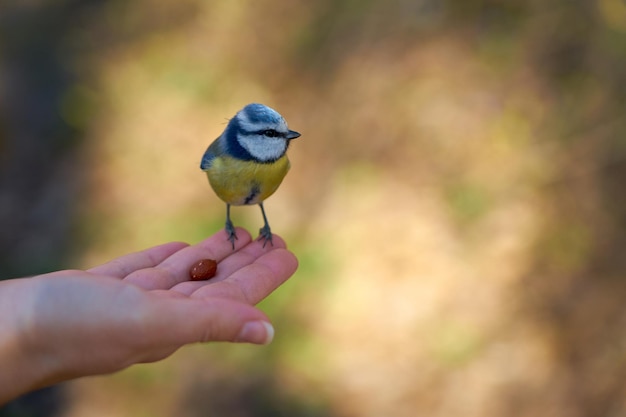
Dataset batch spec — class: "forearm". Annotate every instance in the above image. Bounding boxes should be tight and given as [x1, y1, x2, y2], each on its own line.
[0, 332, 42, 404]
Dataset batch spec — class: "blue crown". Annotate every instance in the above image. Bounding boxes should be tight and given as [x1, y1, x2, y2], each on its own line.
[241, 103, 283, 126]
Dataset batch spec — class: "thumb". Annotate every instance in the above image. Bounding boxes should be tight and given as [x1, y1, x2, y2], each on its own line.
[145, 297, 275, 346]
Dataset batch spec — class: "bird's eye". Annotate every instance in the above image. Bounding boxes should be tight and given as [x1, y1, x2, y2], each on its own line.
[263, 129, 279, 137]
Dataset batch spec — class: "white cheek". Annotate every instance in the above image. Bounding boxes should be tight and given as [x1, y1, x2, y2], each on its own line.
[238, 134, 287, 161]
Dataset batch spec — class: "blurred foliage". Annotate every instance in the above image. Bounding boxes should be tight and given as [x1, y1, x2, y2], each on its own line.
[1, 0, 626, 416]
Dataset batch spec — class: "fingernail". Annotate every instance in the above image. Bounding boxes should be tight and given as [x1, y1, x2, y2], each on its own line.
[236, 321, 274, 345]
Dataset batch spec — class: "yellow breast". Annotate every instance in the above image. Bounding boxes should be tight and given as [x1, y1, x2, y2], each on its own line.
[204, 155, 290, 205]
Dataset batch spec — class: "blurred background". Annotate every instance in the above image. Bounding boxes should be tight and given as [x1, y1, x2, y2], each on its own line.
[1, 0, 626, 416]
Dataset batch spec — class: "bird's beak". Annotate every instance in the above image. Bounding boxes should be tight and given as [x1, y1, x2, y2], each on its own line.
[286, 130, 301, 140]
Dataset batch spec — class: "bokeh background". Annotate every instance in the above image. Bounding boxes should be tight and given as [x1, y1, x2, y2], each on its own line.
[2, 0, 626, 416]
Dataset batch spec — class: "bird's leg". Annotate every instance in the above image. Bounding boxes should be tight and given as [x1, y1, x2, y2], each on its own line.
[258, 203, 274, 248]
[225, 204, 238, 250]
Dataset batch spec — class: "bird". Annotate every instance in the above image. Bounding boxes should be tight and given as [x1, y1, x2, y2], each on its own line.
[200, 103, 301, 249]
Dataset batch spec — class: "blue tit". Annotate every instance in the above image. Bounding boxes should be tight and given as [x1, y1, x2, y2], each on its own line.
[200, 103, 301, 249]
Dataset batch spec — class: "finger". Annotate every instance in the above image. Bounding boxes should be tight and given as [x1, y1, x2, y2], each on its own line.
[190, 248, 298, 305]
[123, 228, 252, 290]
[170, 234, 288, 296]
[88, 242, 189, 278]
[142, 296, 274, 347]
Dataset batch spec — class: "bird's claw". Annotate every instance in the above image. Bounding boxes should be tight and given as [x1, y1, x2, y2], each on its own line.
[258, 225, 274, 248]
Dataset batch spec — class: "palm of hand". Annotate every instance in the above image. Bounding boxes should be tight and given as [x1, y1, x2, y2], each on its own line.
[0, 228, 297, 395]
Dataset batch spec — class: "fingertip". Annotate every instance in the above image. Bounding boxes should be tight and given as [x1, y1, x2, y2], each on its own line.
[233, 227, 253, 245]
[156, 241, 191, 258]
[252, 247, 299, 286]
[88, 241, 191, 278]
[146, 241, 191, 257]
[151, 297, 271, 345]
[247, 234, 288, 253]
[167, 241, 191, 249]
[268, 233, 288, 249]
[235, 320, 275, 345]
[274, 248, 299, 276]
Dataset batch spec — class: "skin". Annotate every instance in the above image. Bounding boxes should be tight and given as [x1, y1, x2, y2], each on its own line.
[0, 228, 298, 404]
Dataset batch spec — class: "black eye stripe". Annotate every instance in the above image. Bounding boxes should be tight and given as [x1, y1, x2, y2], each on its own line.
[242, 129, 285, 138]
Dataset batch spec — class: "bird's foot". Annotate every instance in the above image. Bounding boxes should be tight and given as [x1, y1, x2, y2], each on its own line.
[258, 224, 274, 248]
[225, 220, 238, 250]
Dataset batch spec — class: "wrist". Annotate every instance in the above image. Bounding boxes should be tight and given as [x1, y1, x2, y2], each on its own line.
[0, 279, 55, 404]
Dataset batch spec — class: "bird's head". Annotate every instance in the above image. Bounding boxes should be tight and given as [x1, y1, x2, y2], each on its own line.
[225, 103, 301, 163]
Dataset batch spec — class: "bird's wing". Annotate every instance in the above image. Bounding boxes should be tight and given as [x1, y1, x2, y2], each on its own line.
[200, 137, 224, 170]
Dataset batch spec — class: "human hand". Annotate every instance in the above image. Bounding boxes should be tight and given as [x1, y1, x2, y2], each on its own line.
[0, 228, 298, 404]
